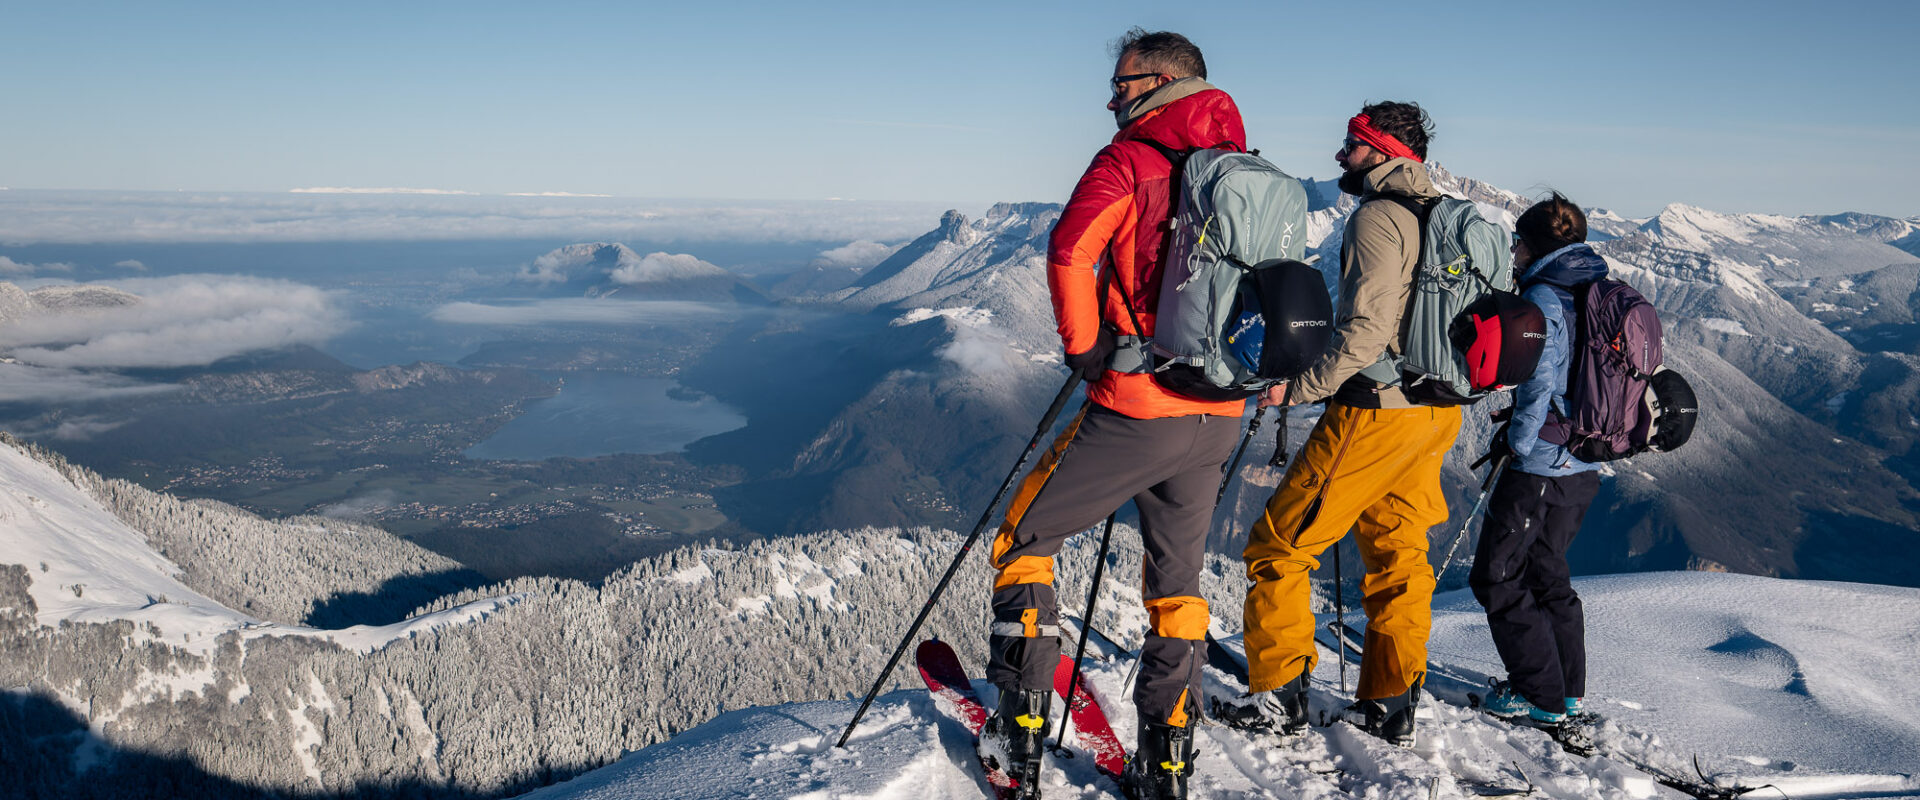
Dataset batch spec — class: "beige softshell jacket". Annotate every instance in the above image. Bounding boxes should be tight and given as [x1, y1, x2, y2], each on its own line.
[1289, 157, 1441, 408]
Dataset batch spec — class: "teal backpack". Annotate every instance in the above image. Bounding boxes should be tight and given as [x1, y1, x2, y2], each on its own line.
[1356, 196, 1538, 405]
[1111, 145, 1332, 401]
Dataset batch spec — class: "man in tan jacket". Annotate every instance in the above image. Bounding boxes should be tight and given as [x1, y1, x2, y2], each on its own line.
[1214, 101, 1460, 747]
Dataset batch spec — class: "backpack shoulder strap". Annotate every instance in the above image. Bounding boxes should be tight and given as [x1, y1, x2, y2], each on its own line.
[1370, 194, 1434, 226]
[1140, 139, 1186, 167]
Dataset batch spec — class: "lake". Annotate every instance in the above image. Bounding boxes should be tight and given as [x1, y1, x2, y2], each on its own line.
[464, 371, 747, 460]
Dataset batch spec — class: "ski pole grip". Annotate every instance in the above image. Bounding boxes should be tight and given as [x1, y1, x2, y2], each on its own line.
[1481, 454, 1508, 491]
[1268, 385, 1294, 468]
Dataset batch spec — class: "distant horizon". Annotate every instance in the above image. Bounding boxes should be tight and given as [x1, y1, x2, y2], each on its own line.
[6, 2, 1916, 221]
[0, 180, 1909, 252]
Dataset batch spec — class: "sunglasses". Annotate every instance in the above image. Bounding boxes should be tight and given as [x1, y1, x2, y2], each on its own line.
[1338, 138, 1366, 157]
[1110, 72, 1161, 91]
[1510, 232, 1524, 247]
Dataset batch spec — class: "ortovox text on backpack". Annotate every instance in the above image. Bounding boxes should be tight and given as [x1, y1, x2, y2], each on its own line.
[1111, 145, 1333, 401]
[1356, 196, 1544, 406]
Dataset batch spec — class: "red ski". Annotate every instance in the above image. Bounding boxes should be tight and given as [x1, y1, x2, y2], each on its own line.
[1052, 654, 1126, 779]
[916, 639, 1025, 799]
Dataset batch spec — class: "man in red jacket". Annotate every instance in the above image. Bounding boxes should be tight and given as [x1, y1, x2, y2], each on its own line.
[981, 28, 1248, 800]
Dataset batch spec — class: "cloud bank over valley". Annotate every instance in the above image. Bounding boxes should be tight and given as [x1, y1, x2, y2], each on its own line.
[0, 275, 346, 369]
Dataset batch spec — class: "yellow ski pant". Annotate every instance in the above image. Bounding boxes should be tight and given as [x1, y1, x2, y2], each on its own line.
[1241, 403, 1461, 699]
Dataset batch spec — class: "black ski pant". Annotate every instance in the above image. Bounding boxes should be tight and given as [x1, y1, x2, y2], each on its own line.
[1468, 468, 1601, 715]
[986, 403, 1239, 729]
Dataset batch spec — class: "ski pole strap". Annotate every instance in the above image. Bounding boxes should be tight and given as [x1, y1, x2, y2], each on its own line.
[1107, 335, 1155, 374]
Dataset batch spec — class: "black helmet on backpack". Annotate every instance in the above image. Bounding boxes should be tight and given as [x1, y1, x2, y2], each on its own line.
[1644, 368, 1698, 453]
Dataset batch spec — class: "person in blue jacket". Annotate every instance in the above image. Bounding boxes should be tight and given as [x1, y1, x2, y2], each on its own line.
[1472, 193, 1608, 727]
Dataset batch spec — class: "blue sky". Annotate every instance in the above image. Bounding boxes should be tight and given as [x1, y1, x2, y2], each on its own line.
[4, 1, 1917, 218]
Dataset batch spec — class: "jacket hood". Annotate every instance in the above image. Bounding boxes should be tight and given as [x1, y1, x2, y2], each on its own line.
[1339, 157, 1438, 200]
[1522, 242, 1609, 288]
[1113, 79, 1246, 153]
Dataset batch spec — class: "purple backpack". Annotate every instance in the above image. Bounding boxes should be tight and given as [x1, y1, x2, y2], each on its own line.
[1540, 278, 1676, 462]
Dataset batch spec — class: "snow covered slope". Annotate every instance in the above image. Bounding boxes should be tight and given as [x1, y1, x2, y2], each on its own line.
[0, 438, 520, 656]
[1639, 204, 1918, 281]
[515, 573, 1920, 800]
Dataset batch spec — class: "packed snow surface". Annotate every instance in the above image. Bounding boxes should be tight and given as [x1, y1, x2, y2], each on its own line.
[518, 573, 1920, 799]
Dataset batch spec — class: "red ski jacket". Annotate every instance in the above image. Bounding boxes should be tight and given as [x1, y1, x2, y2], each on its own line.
[1047, 85, 1251, 419]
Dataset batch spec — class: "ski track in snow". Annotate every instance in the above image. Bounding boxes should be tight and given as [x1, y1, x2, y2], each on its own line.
[518, 573, 1920, 800]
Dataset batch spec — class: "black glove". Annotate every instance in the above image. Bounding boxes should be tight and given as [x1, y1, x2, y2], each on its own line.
[1065, 328, 1116, 383]
[1473, 422, 1514, 470]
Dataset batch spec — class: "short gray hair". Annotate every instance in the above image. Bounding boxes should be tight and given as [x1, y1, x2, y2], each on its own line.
[1111, 28, 1206, 79]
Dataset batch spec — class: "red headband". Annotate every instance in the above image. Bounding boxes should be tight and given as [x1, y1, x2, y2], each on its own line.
[1348, 114, 1421, 163]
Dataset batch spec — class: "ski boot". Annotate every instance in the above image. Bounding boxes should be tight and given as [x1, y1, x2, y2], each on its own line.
[1481, 680, 1595, 756]
[1565, 696, 1589, 719]
[981, 687, 1050, 798]
[1335, 675, 1423, 747]
[1480, 679, 1546, 720]
[1210, 669, 1308, 737]
[1122, 721, 1195, 800]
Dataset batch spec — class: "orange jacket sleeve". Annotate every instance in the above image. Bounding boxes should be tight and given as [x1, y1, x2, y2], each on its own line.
[1047, 145, 1138, 355]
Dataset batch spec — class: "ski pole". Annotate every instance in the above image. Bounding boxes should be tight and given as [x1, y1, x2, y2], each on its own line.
[1051, 512, 1116, 751]
[1215, 407, 1267, 504]
[1434, 453, 1509, 582]
[1331, 545, 1348, 695]
[836, 373, 1085, 749]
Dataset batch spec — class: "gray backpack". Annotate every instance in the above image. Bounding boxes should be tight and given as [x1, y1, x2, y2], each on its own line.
[1356, 196, 1534, 405]
[1114, 145, 1330, 402]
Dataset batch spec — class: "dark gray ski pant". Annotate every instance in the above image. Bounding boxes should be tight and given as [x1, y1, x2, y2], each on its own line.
[985, 403, 1239, 729]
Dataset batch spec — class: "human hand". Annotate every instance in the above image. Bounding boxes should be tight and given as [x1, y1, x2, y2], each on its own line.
[1065, 328, 1116, 382]
[1256, 382, 1290, 408]
[1472, 423, 1514, 470]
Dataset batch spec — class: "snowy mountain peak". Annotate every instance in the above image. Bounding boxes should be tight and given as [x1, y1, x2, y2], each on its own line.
[522, 242, 641, 283]
[1423, 160, 1533, 217]
[0, 280, 142, 324]
[1643, 203, 1794, 251]
[936, 209, 974, 245]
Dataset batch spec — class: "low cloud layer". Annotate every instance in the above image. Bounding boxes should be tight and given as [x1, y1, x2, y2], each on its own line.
[0, 275, 347, 369]
[0, 190, 955, 245]
[429, 298, 735, 326]
[892, 306, 1017, 376]
[318, 489, 401, 520]
[0, 363, 176, 404]
[290, 187, 476, 195]
[609, 252, 728, 285]
[0, 256, 75, 276]
[813, 240, 903, 270]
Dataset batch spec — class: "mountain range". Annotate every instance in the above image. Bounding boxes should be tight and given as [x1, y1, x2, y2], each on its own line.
[677, 165, 1920, 588]
[5, 161, 1920, 799]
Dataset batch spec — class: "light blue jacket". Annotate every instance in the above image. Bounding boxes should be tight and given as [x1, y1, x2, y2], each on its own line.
[1508, 243, 1608, 477]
